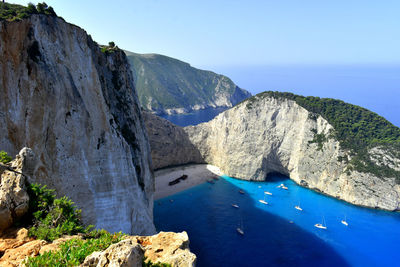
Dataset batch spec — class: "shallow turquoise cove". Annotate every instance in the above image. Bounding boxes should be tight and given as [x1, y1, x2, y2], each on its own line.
[154, 174, 400, 267]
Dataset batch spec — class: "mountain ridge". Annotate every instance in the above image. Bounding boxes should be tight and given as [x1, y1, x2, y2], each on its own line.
[125, 50, 251, 115]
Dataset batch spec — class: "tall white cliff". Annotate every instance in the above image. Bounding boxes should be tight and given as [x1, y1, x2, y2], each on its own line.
[0, 15, 155, 234]
[184, 96, 400, 210]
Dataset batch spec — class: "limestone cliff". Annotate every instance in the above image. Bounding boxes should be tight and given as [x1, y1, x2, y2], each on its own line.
[185, 94, 400, 211]
[0, 15, 155, 234]
[143, 112, 203, 170]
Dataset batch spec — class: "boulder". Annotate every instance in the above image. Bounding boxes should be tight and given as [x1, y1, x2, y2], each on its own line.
[81, 239, 144, 267]
[0, 148, 36, 233]
[82, 231, 196, 267]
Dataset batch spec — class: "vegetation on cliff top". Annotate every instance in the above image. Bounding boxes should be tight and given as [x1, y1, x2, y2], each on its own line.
[125, 51, 251, 113]
[245, 91, 400, 180]
[0, 2, 56, 21]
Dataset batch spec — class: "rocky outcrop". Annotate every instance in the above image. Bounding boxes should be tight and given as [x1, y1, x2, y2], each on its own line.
[185, 96, 400, 210]
[81, 239, 144, 267]
[143, 112, 203, 170]
[0, 15, 154, 234]
[126, 51, 251, 115]
[0, 148, 35, 233]
[82, 231, 196, 267]
[0, 229, 195, 267]
[0, 227, 82, 267]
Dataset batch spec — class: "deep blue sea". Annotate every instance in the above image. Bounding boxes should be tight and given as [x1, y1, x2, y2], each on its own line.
[154, 175, 400, 267]
[160, 107, 228, 127]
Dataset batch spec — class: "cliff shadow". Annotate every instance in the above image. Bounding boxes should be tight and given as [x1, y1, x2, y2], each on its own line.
[143, 112, 205, 170]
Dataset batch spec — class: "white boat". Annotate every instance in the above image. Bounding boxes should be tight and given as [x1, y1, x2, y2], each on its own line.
[295, 205, 303, 211]
[277, 183, 284, 188]
[315, 216, 327, 229]
[232, 204, 239, 208]
[259, 193, 268, 205]
[282, 186, 288, 190]
[237, 216, 244, 235]
[258, 186, 262, 188]
[341, 215, 348, 226]
[264, 191, 272, 195]
[314, 223, 327, 229]
[236, 227, 244, 235]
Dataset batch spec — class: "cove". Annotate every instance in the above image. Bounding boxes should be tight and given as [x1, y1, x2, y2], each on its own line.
[154, 174, 400, 267]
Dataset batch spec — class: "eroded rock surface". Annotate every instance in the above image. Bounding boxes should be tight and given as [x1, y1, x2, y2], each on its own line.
[0, 227, 82, 267]
[81, 239, 144, 267]
[82, 231, 196, 267]
[0, 15, 154, 234]
[0, 148, 35, 233]
[143, 112, 203, 170]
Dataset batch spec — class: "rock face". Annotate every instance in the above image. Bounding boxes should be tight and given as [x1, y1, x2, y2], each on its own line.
[0, 15, 155, 234]
[185, 96, 400, 210]
[82, 231, 196, 267]
[143, 112, 203, 170]
[0, 148, 35, 233]
[126, 51, 251, 115]
[81, 239, 144, 267]
[0, 227, 82, 267]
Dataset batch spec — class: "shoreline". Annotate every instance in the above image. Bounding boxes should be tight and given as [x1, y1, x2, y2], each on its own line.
[154, 164, 223, 200]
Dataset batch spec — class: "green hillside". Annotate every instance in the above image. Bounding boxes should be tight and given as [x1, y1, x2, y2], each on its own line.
[125, 51, 251, 114]
[245, 91, 400, 180]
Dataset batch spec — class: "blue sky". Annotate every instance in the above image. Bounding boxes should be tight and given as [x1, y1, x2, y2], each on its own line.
[9, 0, 400, 67]
[8, 1, 400, 126]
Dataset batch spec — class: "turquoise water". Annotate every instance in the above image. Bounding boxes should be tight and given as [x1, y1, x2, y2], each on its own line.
[154, 174, 400, 267]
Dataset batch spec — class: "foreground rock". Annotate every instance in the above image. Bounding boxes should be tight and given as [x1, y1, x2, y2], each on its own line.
[0, 228, 196, 267]
[82, 231, 196, 267]
[0, 227, 81, 267]
[185, 95, 400, 210]
[0, 148, 35, 233]
[0, 14, 154, 234]
[81, 240, 144, 267]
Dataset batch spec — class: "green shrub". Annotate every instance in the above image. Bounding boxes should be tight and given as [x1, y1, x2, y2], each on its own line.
[0, 150, 12, 164]
[100, 42, 118, 54]
[24, 230, 124, 266]
[27, 183, 90, 241]
[0, 2, 56, 21]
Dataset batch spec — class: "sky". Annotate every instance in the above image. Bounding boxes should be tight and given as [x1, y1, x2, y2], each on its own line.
[7, 1, 400, 126]
[8, 0, 400, 68]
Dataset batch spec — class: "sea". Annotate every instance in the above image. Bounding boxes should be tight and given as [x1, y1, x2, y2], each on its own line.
[154, 175, 400, 267]
[155, 65, 400, 266]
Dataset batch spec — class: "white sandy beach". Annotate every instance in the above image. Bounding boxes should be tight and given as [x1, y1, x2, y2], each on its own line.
[154, 164, 223, 200]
